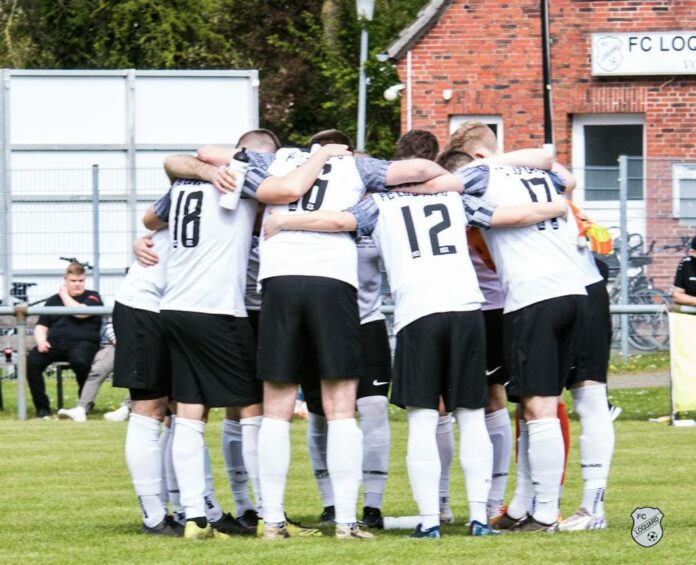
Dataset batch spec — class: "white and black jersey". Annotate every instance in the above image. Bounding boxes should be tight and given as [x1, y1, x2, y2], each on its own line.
[115, 229, 169, 313]
[349, 191, 495, 333]
[565, 203, 604, 287]
[245, 235, 262, 313]
[252, 148, 390, 288]
[158, 179, 257, 316]
[357, 236, 385, 325]
[458, 165, 586, 313]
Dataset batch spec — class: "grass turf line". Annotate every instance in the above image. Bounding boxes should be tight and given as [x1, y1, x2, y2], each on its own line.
[0, 380, 693, 564]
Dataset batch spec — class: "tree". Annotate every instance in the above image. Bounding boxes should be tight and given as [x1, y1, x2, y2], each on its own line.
[0, 0, 429, 155]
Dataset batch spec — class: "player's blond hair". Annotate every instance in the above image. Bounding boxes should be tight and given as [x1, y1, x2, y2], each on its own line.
[446, 121, 497, 156]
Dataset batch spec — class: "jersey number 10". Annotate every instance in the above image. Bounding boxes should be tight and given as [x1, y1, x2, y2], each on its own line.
[400, 203, 458, 259]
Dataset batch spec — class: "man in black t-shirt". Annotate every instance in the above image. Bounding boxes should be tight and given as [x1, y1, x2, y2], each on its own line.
[27, 262, 103, 418]
[672, 236, 696, 307]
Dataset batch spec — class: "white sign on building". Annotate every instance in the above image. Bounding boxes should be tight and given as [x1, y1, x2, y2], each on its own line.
[592, 31, 696, 76]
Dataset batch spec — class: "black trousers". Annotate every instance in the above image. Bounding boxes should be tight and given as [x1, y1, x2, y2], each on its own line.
[27, 342, 99, 413]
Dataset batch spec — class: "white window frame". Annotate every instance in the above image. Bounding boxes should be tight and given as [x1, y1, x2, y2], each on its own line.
[571, 113, 645, 207]
[449, 115, 504, 150]
[672, 163, 696, 223]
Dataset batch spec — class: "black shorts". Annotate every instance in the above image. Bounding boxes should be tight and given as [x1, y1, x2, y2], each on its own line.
[258, 276, 363, 383]
[483, 308, 508, 386]
[504, 295, 587, 401]
[247, 309, 260, 341]
[112, 302, 171, 399]
[391, 311, 487, 412]
[305, 319, 392, 416]
[160, 310, 261, 408]
[567, 280, 611, 387]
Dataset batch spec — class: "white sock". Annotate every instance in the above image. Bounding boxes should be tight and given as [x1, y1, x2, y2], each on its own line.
[203, 447, 223, 522]
[221, 419, 253, 516]
[307, 412, 334, 507]
[327, 418, 363, 526]
[455, 408, 493, 525]
[163, 416, 184, 522]
[406, 408, 440, 530]
[240, 415, 262, 515]
[357, 396, 390, 510]
[158, 426, 171, 507]
[172, 417, 206, 520]
[125, 413, 166, 528]
[572, 384, 614, 517]
[485, 408, 512, 517]
[436, 415, 454, 505]
[527, 418, 564, 525]
[258, 417, 290, 525]
[507, 419, 535, 520]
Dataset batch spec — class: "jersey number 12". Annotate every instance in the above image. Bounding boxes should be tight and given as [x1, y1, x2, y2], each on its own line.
[400, 203, 457, 259]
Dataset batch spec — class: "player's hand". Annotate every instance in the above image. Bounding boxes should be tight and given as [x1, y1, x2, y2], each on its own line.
[134, 235, 159, 267]
[263, 210, 285, 239]
[318, 144, 352, 159]
[37, 341, 51, 353]
[210, 166, 238, 194]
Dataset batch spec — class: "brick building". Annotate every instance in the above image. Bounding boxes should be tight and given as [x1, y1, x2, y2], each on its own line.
[385, 0, 696, 289]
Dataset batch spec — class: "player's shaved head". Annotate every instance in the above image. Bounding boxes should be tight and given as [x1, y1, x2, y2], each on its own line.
[237, 129, 281, 153]
[446, 121, 498, 158]
[436, 148, 473, 172]
[309, 129, 354, 151]
[393, 129, 439, 161]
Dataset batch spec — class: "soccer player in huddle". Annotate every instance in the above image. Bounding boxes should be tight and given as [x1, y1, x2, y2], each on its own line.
[443, 121, 591, 532]
[143, 130, 349, 540]
[261, 158, 567, 538]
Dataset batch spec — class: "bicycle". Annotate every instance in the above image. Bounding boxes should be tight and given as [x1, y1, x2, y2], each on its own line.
[606, 232, 677, 351]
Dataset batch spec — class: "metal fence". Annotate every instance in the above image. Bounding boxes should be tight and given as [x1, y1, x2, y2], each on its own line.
[0, 155, 694, 352]
[571, 155, 696, 357]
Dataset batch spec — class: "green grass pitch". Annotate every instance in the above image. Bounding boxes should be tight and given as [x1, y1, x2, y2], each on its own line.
[0, 380, 693, 564]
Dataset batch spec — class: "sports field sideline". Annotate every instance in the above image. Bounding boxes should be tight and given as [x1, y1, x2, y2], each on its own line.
[0, 380, 693, 564]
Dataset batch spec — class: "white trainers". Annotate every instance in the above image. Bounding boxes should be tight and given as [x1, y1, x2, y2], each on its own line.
[104, 405, 130, 422]
[558, 508, 607, 531]
[57, 406, 87, 422]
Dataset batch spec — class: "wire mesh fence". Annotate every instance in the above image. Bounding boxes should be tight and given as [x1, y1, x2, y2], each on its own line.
[572, 155, 696, 353]
[0, 156, 693, 355]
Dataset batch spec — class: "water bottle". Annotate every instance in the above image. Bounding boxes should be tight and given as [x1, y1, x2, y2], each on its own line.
[219, 147, 250, 210]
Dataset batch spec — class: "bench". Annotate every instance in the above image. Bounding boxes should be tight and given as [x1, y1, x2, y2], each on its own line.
[47, 362, 71, 410]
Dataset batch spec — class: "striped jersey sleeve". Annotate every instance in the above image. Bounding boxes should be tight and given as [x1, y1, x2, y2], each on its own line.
[346, 196, 380, 237]
[456, 165, 490, 197]
[242, 150, 274, 198]
[153, 187, 173, 221]
[547, 170, 567, 193]
[355, 157, 390, 192]
[462, 194, 498, 230]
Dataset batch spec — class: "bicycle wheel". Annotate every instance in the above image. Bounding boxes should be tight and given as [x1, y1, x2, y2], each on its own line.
[627, 289, 671, 351]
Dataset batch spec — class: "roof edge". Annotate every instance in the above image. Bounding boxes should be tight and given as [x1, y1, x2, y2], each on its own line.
[385, 0, 454, 61]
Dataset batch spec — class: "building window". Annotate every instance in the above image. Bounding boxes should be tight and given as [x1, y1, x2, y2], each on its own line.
[673, 164, 696, 225]
[573, 115, 644, 202]
[449, 115, 504, 149]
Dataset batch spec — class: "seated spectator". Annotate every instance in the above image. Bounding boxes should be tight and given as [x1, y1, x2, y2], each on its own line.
[57, 320, 128, 422]
[672, 236, 696, 307]
[27, 262, 103, 418]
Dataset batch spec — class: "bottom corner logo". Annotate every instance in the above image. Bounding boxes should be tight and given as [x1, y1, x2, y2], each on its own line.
[631, 507, 664, 548]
